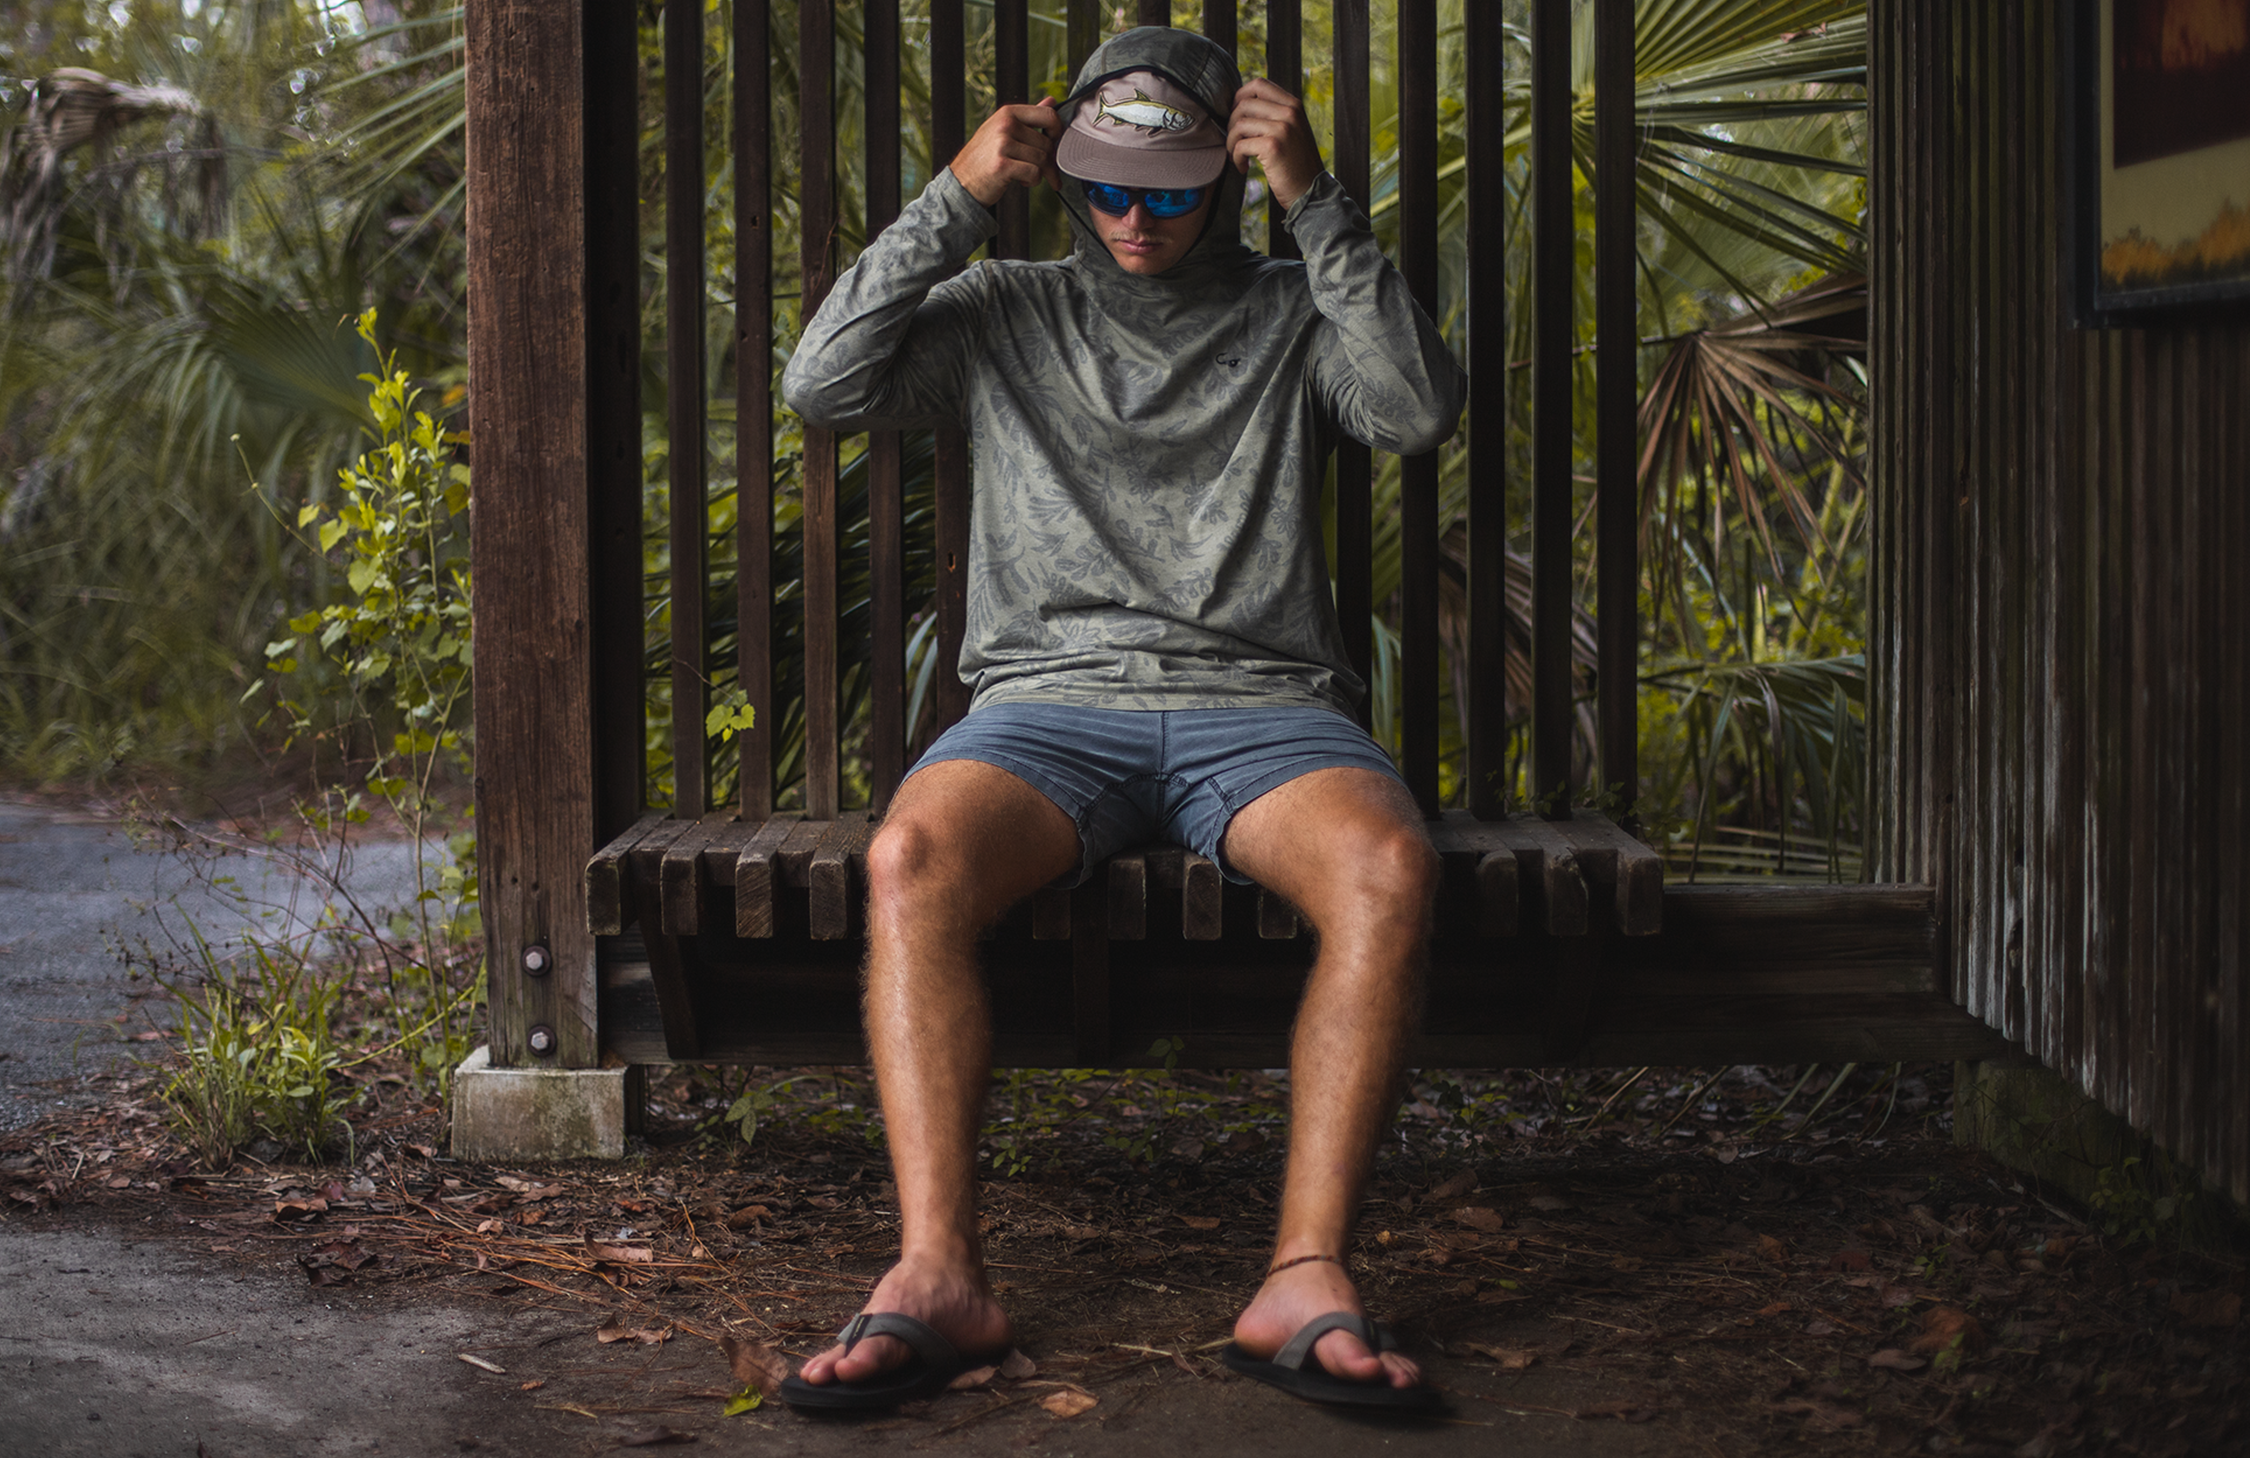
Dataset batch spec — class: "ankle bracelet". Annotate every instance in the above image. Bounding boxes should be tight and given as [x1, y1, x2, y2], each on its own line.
[1266, 1252, 1345, 1276]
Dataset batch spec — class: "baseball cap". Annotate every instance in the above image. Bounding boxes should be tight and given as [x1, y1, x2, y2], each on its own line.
[1055, 69, 1228, 191]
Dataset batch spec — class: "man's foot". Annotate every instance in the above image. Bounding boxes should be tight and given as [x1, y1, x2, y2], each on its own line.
[1231, 1255, 1422, 1390]
[794, 1254, 1012, 1389]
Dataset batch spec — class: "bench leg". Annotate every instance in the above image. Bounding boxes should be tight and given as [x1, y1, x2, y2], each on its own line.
[450, 1047, 644, 1160]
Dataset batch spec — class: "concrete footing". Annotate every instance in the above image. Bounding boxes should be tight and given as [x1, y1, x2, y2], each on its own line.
[449, 1046, 644, 1161]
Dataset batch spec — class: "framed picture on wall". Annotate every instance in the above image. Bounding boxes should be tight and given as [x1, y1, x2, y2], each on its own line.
[2068, 0, 2250, 322]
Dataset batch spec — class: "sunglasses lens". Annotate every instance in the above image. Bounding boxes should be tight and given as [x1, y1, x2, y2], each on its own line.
[1081, 182, 1205, 218]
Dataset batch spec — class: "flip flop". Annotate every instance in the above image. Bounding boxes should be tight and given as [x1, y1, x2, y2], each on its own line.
[778, 1312, 990, 1412]
[1221, 1312, 1444, 1412]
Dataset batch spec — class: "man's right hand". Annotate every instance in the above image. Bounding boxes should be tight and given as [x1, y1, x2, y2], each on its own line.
[949, 99, 1063, 206]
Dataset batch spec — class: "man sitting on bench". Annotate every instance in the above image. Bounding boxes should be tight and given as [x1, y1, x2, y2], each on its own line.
[777, 26, 1464, 1412]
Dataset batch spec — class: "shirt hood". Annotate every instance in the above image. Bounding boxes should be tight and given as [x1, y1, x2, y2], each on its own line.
[1054, 27, 1256, 293]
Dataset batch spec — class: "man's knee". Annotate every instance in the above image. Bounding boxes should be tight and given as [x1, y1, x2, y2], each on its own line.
[865, 814, 972, 921]
[1362, 818, 1440, 924]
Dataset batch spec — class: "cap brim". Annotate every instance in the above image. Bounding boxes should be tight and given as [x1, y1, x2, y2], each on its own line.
[1056, 130, 1227, 191]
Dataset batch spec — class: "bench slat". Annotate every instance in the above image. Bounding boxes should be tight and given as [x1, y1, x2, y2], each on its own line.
[1107, 852, 1147, 940]
[1257, 889, 1300, 939]
[810, 812, 871, 940]
[698, 815, 764, 886]
[659, 814, 732, 935]
[1475, 849, 1520, 937]
[1182, 853, 1223, 940]
[733, 814, 801, 937]
[587, 812, 668, 936]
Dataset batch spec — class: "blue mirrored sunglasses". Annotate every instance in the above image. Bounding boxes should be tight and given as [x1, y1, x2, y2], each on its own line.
[1079, 180, 1208, 219]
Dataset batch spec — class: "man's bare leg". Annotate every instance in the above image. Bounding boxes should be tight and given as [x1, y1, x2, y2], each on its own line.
[795, 760, 1081, 1387]
[1222, 767, 1436, 1389]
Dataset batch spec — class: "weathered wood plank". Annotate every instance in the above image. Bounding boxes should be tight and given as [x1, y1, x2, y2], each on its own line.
[809, 813, 869, 940]
[666, 0, 708, 817]
[1594, 0, 1636, 815]
[1331, 0, 1371, 717]
[467, 0, 600, 1067]
[587, 812, 668, 937]
[1463, 0, 1505, 817]
[1071, 878, 1111, 1063]
[1107, 852, 1147, 941]
[1032, 887, 1072, 941]
[1256, 888, 1300, 940]
[1264, 0, 1300, 261]
[1398, 0, 1439, 813]
[800, 0, 840, 819]
[733, 814, 802, 938]
[994, 0, 1029, 260]
[658, 814, 732, 936]
[1182, 853, 1224, 941]
[733, 0, 774, 817]
[865, 0, 905, 809]
[1474, 851, 1519, 938]
[1529, 0, 1573, 811]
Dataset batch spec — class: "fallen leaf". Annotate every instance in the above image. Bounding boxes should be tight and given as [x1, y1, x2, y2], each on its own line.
[496, 1177, 566, 1200]
[1041, 1387, 1098, 1418]
[1866, 1348, 1927, 1371]
[1527, 1194, 1574, 1212]
[1773, 1397, 1862, 1431]
[2170, 1290, 2241, 1329]
[597, 1320, 674, 1346]
[585, 1242, 655, 1264]
[1428, 1170, 1477, 1203]
[271, 1197, 328, 1221]
[1178, 1214, 1220, 1231]
[1802, 1319, 1839, 1337]
[1827, 1248, 1872, 1272]
[1910, 1306, 1987, 1355]
[457, 1353, 507, 1374]
[1757, 1234, 1790, 1263]
[999, 1349, 1038, 1380]
[615, 1425, 694, 1446]
[1453, 1206, 1505, 1233]
[719, 1335, 788, 1395]
[1460, 1342, 1537, 1370]
[720, 1386, 762, 1416]
[947, 1365, 998, 1391]
[520, 1380, 546, 1392]
[1169, 1138, 1205, 1161]
[722, 1205, 770, 1230]
[104, 1174, 131, 1188]
[1063, 1225, 1104, 1241]
[1756, 1302, 1793, 1318]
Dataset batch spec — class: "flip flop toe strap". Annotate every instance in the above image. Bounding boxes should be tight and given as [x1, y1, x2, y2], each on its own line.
[1271, 1312, 1396, 1371]
[836, 1312, 961, 1371]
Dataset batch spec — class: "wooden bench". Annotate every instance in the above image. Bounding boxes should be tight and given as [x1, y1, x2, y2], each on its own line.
[585, 810, 2005, 1070]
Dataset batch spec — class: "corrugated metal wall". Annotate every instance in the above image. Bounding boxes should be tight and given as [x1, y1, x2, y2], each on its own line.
[1872, 0, 2250, 1203]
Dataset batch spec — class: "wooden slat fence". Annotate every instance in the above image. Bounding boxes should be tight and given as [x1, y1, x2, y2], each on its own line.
[1871, 0, 2250, 1203]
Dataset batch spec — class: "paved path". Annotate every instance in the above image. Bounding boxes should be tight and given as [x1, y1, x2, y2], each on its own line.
[0, 798, 432, 1132]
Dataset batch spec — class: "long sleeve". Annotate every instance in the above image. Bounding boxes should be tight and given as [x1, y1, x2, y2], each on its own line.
[1284, 172, 1468, 456]
[780, 167, 999, 431]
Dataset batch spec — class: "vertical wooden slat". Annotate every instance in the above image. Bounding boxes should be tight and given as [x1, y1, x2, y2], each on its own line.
[1203, 0, 1235, 55]
[1397, 0, 1438, 814]
[1464, 0, 1504, 818]
[800, 0, 841, 819]
[667, 0, 708, 816]
[735, 0, 774, 818]
[1332, 0, 1373, 726]
[930, 0, 973, 738]
[589, 0, 646, 843]
[866, 0, 905, 809]
[1529, 0, 1573, 813]
[1593, 0, 1635, 818]
[994, 0, 1030, 261]
[1265, 0, 1301, 262]
[468, 1, 599, 1067]
[1068, 0, 1102, 74]
[1138, 0, 1171, 26]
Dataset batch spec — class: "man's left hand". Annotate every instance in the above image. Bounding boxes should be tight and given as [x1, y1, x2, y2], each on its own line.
[1227, 78, 1323, 212]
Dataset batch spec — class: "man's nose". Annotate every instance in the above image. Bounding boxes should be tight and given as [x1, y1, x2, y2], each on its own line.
[1124, 202, 1155, 229]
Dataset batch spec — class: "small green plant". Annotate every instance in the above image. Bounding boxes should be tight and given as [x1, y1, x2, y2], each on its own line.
[155, 925, 356, 1168]
[249, 308, 482, 1094]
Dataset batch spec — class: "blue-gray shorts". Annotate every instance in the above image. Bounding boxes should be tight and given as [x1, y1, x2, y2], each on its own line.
[908, 702, 1405, 885]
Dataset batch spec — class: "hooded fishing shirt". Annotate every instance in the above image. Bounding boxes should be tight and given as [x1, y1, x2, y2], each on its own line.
[782, 26, 1466, 718]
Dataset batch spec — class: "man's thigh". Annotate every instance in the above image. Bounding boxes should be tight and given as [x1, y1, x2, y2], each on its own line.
[879, 759, 1082, 919]
[1218, 765, 1433, 919]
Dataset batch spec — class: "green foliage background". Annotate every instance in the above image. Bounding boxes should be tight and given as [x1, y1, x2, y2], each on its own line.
[2, 0, 1870, 878]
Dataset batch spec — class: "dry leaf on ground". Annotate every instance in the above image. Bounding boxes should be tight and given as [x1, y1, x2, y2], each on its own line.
[1867, 1349, 1927, 1371]
[1460, 1342, 1537, 1369]
[1911, 1306, 1987, 1355]
[946, 1364, 998, 1390]
[998, 1349, 1038, 1380]
[1454, 1206, 1505, 1233]
[1041, 1386, 1097, 1418]
[2170, 1290, 2241, 1329]
[719, 1335, 788, 1395]
[598, 1319, 674, 1346]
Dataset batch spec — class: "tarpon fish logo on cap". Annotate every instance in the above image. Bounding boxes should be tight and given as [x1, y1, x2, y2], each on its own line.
[1093, 89, 1194, 136]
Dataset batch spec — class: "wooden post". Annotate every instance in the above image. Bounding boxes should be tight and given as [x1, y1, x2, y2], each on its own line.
[470, 0, 637, 1068]
[1332, 0, 1372, 727]
[1398, 0, 1439, 815]
[666, 0, 708, 817]
[735, 0, 774, 817]
[1530, 0, 1575, 814]
[1464, 0, 1505, 818]
[1595, 0, 1637, 817]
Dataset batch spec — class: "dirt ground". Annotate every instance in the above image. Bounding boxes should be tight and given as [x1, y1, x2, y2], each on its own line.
[3, 1058, 2245, 1456]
